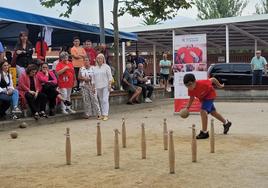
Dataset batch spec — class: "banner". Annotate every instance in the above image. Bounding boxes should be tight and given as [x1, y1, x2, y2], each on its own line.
[173, 34, 207, 113]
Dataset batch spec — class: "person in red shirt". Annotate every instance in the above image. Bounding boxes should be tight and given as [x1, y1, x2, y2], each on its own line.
[35, 37, 48, 62]
[84, 40, 97, 66]
[183, 73, 232, 139]
[56, 52, 76, 114]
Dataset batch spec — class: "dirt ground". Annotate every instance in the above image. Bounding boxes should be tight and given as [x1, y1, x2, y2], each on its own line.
[0, 100, 268, 188]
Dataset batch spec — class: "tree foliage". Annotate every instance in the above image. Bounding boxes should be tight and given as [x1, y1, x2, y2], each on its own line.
[40, 0, 192, 21]
[141, 16, 161, 25]
[40, 0, 81, 17]
[119, 0, 192, 21]
[256, 0, 268, 14]
[195, 0, 248, 20]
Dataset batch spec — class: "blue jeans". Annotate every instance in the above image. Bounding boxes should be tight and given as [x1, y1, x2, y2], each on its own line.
[11, 89, 19, 107]
[0, 89, 19, 108]
[252, 70, 263, 85]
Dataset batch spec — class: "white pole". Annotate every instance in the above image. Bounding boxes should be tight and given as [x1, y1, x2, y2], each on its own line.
[255, 39, 258, 54]
[153, 44, 156, 86]
[122, 42, 126, 73]
[226, 25, 229, 63]
[172, 30, 175, 64]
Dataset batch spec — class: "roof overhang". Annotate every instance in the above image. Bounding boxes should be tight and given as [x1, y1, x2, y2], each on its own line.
[122, 14, 268, 53]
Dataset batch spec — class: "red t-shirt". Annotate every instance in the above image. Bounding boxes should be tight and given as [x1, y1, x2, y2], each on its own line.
[84, 48, 97, 66]
[56, 61, 75, 88]
[188, 80, 216, 101]
[35, 40, 48, 60]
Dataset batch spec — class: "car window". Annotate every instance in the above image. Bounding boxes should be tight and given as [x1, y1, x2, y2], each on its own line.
[232, 64, 251, 74]
[211, 64, 230, 73]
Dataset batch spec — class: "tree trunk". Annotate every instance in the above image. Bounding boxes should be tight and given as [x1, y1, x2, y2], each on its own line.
[113, 0, 120, 89]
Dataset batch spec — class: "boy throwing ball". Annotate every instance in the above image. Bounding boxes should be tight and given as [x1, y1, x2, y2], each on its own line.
[183, 73, 232, 139]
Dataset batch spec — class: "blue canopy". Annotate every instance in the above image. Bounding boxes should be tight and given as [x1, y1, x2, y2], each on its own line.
[0, 7, 137, 47]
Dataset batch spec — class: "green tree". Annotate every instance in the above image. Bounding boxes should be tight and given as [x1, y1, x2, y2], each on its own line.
[256, 0, 268, 14]
[195, 0, 248, 20]
[141, 16, 161, 25]
[39, 0, 191, 88]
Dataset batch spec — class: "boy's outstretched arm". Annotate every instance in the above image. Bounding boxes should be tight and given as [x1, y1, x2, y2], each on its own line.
[186, 96, 195, 109]
[209, 77, 224, 88]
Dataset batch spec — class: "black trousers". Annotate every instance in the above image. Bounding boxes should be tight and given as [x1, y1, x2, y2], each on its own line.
[74, 67, 80, 90]
[25, 92, 47, 114]
[41, 85, 59, 109]
[137, 84, 154, 98]
[0, 99, 11, 117]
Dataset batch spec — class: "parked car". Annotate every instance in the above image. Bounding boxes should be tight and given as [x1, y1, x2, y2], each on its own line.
[208, 63, 268, 85]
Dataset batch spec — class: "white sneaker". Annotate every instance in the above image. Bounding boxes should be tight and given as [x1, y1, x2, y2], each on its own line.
[62, 109, 69, 115]
[145, 98, 152, 103]
[67, 108, 76, 114]
[166, 88, 171, 92]
[12, 107, 22, 114]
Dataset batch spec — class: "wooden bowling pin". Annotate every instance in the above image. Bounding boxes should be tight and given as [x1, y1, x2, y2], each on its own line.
[65, 128, 71, 165]
[210, 119, 215, 153]
[192, 124, 197, 162]
[141, 123, 146, 159]
[122, 118, 126, 148]
[114, 129, 120, 169]
[169, 130, 175, 174]
[163, 118, 168, 150]
[96, 122, 102, 156]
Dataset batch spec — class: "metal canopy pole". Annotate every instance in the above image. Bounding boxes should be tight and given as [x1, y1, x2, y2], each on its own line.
[255, 39, 258, 54]
[172, 30, 175, 64]
[98, 0, 105, 44]
[226, 25, 229, 63]
[153, 44, 156, 86]
[122, 42, 126, 73]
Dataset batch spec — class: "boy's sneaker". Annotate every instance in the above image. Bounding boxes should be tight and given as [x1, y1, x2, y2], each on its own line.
[67, 108, 76, 114]
[223, 120, 232, 134]
[196, 131, 209, 139]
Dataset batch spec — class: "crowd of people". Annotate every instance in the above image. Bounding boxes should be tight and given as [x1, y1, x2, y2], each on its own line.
[0, 31, 173, 121]
[0, 33, 114, 121]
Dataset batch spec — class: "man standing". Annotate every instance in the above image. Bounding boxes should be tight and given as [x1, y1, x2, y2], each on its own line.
[84, 40, 97, 66]
[71, 36, 87, 92]
[159, 53, 171, 91]
[251, 50, 267, 85]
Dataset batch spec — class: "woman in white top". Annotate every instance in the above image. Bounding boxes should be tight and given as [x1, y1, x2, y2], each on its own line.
[0, 61, 22, 119]
[78, 57, 101, 119]
[93, 53, 112, 121]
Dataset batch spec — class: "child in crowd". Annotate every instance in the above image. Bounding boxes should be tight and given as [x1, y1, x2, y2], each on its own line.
[56, 52, 76, 114]
[183, 73, 232, 139]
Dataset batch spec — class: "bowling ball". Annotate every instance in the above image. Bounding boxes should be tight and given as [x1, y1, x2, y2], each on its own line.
[19, 122, 27, 128]
[179, 108, 189, 119]
[10, 131, 18, 139]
